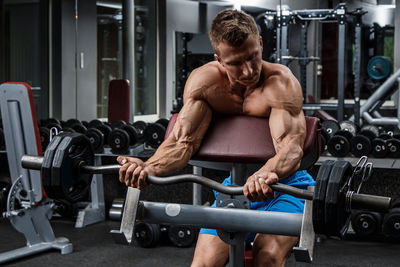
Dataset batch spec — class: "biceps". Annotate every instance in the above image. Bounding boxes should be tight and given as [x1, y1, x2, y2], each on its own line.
[269, 108, 306, 152]
[171, 99, 212, 148]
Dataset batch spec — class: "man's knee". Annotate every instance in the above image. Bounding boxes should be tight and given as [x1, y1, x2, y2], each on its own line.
[191, 234, 229, 267]
[253, 245, 283, 266]
[252, 234, 297, 267]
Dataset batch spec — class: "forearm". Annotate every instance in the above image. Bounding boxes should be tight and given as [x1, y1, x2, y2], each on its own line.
[144, 138, 198, 175]
[260, 141, 304, 179]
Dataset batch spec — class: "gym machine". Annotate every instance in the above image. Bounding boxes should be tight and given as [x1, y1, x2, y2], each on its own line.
[0, 83, 73, 263]
[273, 3, 367, 123]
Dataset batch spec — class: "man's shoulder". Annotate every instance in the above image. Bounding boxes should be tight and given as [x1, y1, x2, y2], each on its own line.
[261, 62, 302, 112]
[191, 61, 222, 79]
[184, 61, 223, 99]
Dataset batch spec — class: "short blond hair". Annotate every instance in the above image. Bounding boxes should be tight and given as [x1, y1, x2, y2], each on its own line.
[209, 9, 259, 54]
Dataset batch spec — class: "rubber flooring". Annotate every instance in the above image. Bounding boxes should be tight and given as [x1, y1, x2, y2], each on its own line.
[0, 218, 400, 266]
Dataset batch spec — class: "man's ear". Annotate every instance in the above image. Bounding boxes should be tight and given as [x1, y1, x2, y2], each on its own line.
[214, 53, 222, 64]
[259, 35, 263, 49]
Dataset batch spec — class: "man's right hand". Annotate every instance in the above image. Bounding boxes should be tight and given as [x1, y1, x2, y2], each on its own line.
[117, 156, 149, 190]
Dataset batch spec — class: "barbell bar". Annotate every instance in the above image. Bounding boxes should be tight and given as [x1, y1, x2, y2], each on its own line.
[20, 154, 392, 211]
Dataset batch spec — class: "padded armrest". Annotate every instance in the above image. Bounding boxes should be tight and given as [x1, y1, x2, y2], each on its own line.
[165, 113, 321, 169]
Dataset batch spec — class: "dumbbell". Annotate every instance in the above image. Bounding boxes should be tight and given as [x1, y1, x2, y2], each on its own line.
[0, 127, 5, 150]
[108, 123, 140, 154]
[88, 119, 104, 129]
[84, 120, 111, 153]
[350, 125, 378, 158]
[320, 128, 330, 154]
[321, 119, 340, 138]
[70, 121, 88, 134]
[155, 118, 169, 129]
[351, 210, 382, 238]
[85, 127, 105, 153]
[327, 121, 356, 157]
[134, 222, 161, 248]
[110, 120, 127, 129]
[144, 122, 167, 148]
[382, 200, 400, 239]
[167, 224, 198, 248]
[132, 120, 148, 143]
[356, 125, 388, 158]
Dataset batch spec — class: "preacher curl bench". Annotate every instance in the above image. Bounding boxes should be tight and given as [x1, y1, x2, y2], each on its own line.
[111, 112, 322, 267]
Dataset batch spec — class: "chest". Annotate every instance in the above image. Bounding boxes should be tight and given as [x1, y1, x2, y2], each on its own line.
[205, 88, 271, 117]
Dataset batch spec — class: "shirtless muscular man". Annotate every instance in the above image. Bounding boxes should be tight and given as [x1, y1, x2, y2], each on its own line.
[118, 9, 315, 267]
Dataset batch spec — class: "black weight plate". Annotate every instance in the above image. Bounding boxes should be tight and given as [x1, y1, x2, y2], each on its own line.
[135, 222, 161, 248]
[51, 133, 94, 202]
[144, 123, 166, 148]
[327, 135, 350, 157]
[155, 118, 170, 129]
[86, 128, 104, 153]
[350, 135, 372, 157]
[359, 125, 379, 140]
[386, 138, 400, 158]
[335, 130, 353, 142]
[382, 211, 400, 238]
[132, 120, 148, 134]
[325, 160, 352, 237]
[168, 225, 197, 247]
[312, 160, 335, 235]
[110, 120, 127, 129]
[96, 124, 112, 145]
[340, 120, 357, 136]
[41, 133, 67, 198]
[371, 138, 388, 158]
[39, 127, 50, 151]
[121, 124, 139, 146]
[108, 128, 130, 154]
[46, 118, 61, 126]
[88, 119, 103, 128]
[0, 128, 4, 150]
[322, 120, 340, 137]
[71, 123, 88, 134]
[81, 121, 90, 129]
[351, 211, 381, 237]
[65, 119, 81, 128]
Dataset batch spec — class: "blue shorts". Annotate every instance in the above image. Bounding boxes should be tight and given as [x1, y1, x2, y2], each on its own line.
[199, 170, 315, 243]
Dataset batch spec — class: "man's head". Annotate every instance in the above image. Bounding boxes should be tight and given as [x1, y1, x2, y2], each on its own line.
[210, 9, 263, 87]
[209, 9, 259, 55]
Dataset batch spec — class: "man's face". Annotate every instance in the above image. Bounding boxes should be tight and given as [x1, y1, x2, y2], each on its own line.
[215, 35, 263, 87]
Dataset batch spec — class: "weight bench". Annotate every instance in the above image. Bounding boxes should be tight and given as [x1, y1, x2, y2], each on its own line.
[112, 113, 321, 267]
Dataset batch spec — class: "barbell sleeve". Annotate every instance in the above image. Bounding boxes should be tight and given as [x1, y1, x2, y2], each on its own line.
[20, 154, 392, 210]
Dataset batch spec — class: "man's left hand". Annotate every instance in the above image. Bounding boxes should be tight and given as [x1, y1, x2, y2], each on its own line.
[243, 171, 279, 202]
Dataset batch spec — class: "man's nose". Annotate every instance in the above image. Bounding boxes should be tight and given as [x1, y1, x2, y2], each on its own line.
[242, 62, 253, 78]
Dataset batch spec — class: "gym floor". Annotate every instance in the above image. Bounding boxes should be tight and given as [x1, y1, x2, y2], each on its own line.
[0, 218, 400, 266]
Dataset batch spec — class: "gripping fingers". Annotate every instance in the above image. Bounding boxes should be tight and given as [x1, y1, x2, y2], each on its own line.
[259, 178, 274, 200]
[253, 178, 262, 201]
[125, 163, 138, 186]
[137, 170, 147, 190]
[119, 164, 129, 183]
